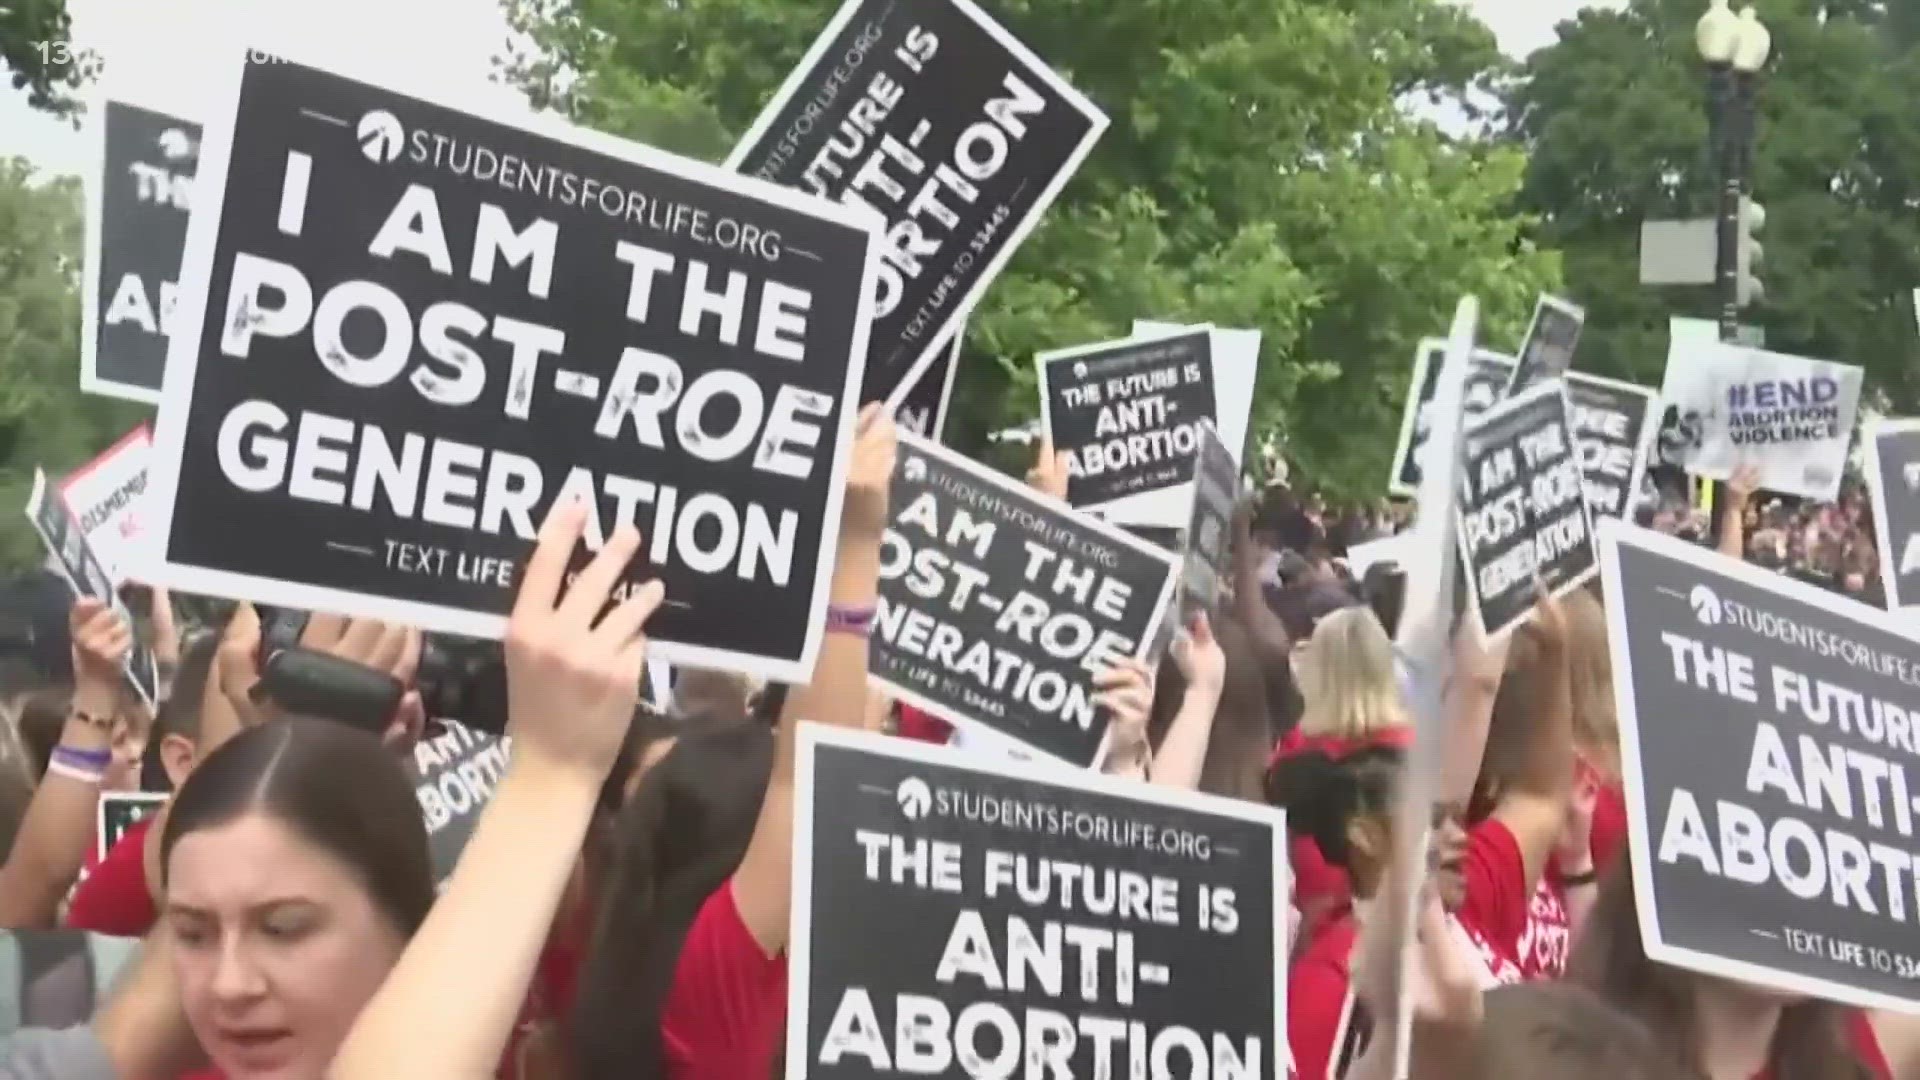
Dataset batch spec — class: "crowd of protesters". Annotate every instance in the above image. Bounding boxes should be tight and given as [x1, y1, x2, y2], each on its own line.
[0, 409, 1903, 1080]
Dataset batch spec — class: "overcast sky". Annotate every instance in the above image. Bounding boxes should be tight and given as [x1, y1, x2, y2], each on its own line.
[0, 0, 1624, 178]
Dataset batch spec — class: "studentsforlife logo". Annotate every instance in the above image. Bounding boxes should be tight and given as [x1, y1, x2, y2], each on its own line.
[357, 110, 406, 164]
[1690, 584, 1725, 627]
[896, 777, 934, 821]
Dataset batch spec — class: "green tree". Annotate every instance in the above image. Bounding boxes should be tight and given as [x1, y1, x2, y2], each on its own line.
[1507, 0, 1920, 406]
[502, 0, 1558, 496]
[0, 157, 148, 573]
[2, 0, 91, 118]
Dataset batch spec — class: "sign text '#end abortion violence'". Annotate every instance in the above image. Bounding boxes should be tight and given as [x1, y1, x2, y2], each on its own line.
[820, 832, 1260, 1077]
[215, 152, 832, 589]
[1658, 627, 1920, 928]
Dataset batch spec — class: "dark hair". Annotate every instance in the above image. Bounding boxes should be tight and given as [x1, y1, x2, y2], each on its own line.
[1146, 613, 1280, 804]
[1567, 867, 1871, 1080]
[1361, 562, 1406, 639]
[1466, 983, 1688, 1079]
[1264, 744, 1401, 870]
[160, 718, 434, 939]
[571, 720, 775, 1080]
[16, 689, 69, 781]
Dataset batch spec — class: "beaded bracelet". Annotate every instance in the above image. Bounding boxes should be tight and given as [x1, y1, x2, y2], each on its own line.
[67, 708, 114, 734]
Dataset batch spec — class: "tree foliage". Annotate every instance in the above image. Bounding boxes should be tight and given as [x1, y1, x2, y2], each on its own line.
[1507, 0, 1920, 405]
[0, 158, 148, 573]
[501, 0, 1557, 496]
[2, 0, 90, 119]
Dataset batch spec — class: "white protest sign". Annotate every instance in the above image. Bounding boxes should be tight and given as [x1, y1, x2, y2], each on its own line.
[1658, 338, 1862, 501]
[58, 425, 154, 586]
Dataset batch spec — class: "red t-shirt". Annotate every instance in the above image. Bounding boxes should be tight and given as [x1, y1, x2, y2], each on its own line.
[66, 817, 157, 935]
[1514, 868, 1571, 980]
[1453, 819, 1528, 985]
[661, 880, 787, 1080]
[1591, 781, 1629, 873]
[1287, 912, 1361, 1080]
[895, 704, 953, 745]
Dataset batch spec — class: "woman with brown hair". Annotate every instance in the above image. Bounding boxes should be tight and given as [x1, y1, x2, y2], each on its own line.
[1568, 868, 1889, 1080]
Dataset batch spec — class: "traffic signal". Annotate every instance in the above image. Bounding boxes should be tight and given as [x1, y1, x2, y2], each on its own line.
[1736, 196, 1765, 307]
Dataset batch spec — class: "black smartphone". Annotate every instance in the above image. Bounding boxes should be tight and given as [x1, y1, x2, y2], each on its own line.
[256, 647, 403, 734]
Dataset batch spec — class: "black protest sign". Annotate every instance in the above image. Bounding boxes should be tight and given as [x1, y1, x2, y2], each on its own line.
[1601, 524, 1920, 1012]
[95, 792, 168, 863]
[1505, 294, 1586, 396]
[1865, 420, 1920, 613]
[790, 724, 1287, 1078]
[1392, 347, 1656, 522]
[409, 720, 510, 887]
[25, 470, 159, 708]
[1180, 422, 1240, 622]
[1566, 373, 1658, 521]
[895, 331, 963, 442]
[1038, 329, 1218, 517]
[730, 0, 1106, 408]
[876, 432, 1176, 768]
[145, 51, 881, 683]
[82, 100, 200, 405]
[1386, 343, 1513, 496]
[1455, 381, 1597, 637]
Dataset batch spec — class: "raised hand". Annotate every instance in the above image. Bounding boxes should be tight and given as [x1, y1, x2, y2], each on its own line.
[843, 402, 898, 539]
[1026, 434, 1071, 502]
[503, 500, 665, 783]
[1170, 612, 1225, 695]
[68, 598, 130, 694]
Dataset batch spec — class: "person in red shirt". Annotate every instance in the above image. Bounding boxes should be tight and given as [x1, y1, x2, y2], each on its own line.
[1569, 868, 1892, 1080]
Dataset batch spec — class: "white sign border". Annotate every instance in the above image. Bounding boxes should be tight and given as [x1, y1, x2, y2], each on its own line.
[786, 720, 1291, 1079]
[141, 32, 885, 685]
[1600, 518, 1920, 1017]
[80, 96, 171, 406]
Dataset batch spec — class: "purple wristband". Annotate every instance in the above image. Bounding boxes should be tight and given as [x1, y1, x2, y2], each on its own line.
[826, 604, 876, 637]
[52, 745, 112, 771]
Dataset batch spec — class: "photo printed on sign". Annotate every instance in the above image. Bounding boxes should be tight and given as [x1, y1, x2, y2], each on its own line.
[1455, 380, 1598, 638]
[1863, 419, 1920, 613]
[874, 432, 1176, 768]
[144, 47, 882, 682]
[1600, 523, 1920, 1013]
[788, 725, 1288, 1079]
[83, 101, 201, 404]
[1038, 328, 1218, 515]
[729, 0, 1106, 408]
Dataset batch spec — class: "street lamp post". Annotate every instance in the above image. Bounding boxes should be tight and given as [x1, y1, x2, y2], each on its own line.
[1697, 1, 1771, 343]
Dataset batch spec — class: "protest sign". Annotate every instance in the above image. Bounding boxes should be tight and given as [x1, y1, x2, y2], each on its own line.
[1505, 294, 1585, 396]
[895, 331, 963, 442]
[1132, 320, 1260, 475]
[95, 793, 168, 864]
[1038, 327, 1217, 525]
[82, 100, 200, 405]
[1344, 536, 1410, 582]
[58, 425, 154, 586]
[789, 723, 1287, 1078]
[730, 0, 1105, 408]
[1179, 422, 1239, 623]
[1657, 339, 1862, 501]
[409, 720, 509, 888]
[25, 471, 159, 707]
[143, 46, 882, 683]
[875, 432, 1177, 768]
[1600, 521, 1920, 1013]
[1455, 380, 1597, 638]
[1386, 343, 1514, 496]
[1863, 419, 1920, 613]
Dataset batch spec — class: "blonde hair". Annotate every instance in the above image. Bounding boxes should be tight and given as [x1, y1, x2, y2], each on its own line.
[1563, 591, 1619, 777]
[1295, 606, 1405, 740]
